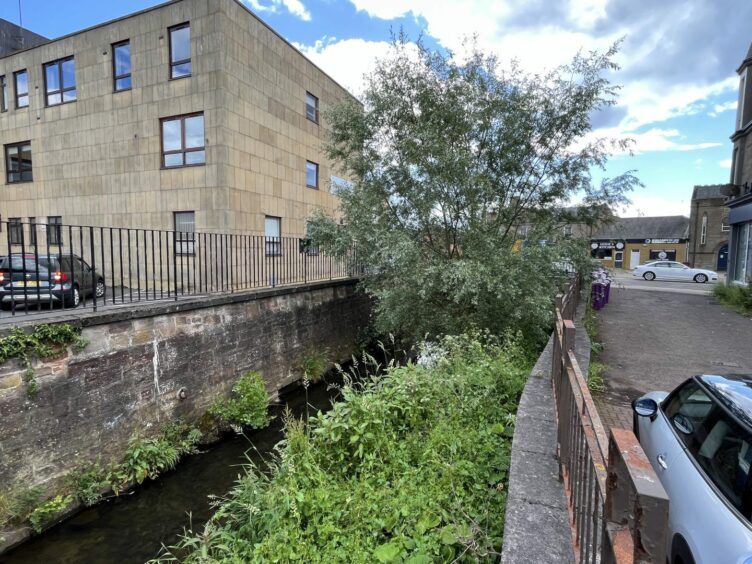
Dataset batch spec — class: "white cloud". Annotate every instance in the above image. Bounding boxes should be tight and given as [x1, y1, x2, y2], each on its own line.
[338, 0, 744, 154]
[619, 193, 690, 217]
[293, 38, 392, 95]
[709, 100, 737, 117]
[580, 127, 721, 155]
[243, 0, 311, 21]
[720, 158, 733, 169]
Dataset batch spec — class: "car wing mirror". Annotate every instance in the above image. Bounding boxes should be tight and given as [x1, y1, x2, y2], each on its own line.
[632, 397, 658, 421]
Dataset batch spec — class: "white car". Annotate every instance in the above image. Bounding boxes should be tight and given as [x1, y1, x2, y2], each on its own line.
[633, 375, 752, 564]
[633, 260, 718, 283]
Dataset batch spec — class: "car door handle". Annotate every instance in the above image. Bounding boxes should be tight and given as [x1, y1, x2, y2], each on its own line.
[656, 454, 668, 469]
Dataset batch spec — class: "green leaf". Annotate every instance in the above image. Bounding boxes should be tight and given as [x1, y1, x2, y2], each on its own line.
[374, 541, 402, 563]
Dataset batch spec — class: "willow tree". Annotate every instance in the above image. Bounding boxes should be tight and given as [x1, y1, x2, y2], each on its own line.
[309, 38, 638, 347]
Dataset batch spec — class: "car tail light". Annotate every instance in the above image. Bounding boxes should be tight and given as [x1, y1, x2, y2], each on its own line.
[0, 272, 4, 283]
[53, 271, 68, 283]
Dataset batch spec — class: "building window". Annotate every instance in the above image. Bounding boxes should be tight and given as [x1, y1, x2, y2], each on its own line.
[161, 113, 205, 168]
[28, 217, 37, 246]
[8, 218, 22, 245]
[700, 214, 708, 245]
[174, 211, 195, 255]
[563, 224, 573, 237]
[44, 57, 76, 106]
[738, 70, 748, 131]
[305, 92, 318, 123]
[113, 41, 132, 91]
[265, 216, 281, 256]
[47, 216, 62, 246]
[14, 70, 28, 108]
[0, 75, 7, 112]
[722, 213, 730, 232]
[5, 141, 33, 183]
[306, 161, 318, 189]
[169, 23, 191, 79]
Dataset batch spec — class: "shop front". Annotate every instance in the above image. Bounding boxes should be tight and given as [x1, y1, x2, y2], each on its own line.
[591, 238, 687, 270]
[727, 194, 752, 284]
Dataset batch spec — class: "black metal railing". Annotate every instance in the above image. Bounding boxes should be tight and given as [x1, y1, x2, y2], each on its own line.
[0, 220, 360, 317]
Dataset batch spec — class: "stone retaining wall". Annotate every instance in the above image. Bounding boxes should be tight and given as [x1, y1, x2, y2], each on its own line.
[0, 280, 370, 491]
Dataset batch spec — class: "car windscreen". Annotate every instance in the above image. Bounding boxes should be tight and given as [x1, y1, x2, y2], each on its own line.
[664, 379, 752, 518]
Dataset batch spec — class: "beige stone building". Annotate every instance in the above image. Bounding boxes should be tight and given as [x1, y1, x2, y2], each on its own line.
[0, 0, 353, 245]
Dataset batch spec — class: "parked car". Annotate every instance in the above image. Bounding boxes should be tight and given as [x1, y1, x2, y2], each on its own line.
[633, 260, 718, 283]
[633, 375, 752, 564]
[0, 253, 105, 309]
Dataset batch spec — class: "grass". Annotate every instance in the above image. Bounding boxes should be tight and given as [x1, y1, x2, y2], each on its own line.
[713, 282, 752, 315]
[154, 333, 530, 563]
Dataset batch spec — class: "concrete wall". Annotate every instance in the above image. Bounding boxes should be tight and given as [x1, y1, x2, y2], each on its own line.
[0, 280, 369, 492]
[0, 0, 352, 238]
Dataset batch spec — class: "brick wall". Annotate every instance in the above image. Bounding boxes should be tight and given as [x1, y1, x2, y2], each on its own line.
[0, 280, 370, 491]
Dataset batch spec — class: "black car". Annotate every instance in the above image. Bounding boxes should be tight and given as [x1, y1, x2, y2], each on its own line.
[0, 254, 105, 309]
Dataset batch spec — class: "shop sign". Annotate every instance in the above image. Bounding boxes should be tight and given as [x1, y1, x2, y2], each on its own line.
[590, 241, 623, 250]
[644, 238, 680, 244]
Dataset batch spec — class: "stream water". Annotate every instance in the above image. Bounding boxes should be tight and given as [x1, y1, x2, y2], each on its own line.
[0, 378, 340, 564]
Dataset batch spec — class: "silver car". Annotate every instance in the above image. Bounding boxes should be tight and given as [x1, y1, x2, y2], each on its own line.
[633, 375, 752, 564]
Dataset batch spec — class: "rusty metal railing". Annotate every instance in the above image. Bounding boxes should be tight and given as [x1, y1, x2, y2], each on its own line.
[552, 277, 668, 563]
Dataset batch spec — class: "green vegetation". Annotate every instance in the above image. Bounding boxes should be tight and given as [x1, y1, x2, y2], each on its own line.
[307, 37, 636, 347]
[587, 361, 607, 393]
[583, 291, 607, 393]
[713, 282, 752, 315]
[0, 486, 42, 530]
[155, 333, 529, 563]
[301, 349, 329, 383]
[209, 371, 270, 430]
[28, 495, 73, 533]
[1, 422, 204, 535]
[0, 323, 87, 398]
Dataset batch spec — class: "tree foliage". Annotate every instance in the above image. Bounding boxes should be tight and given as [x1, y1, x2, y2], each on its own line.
[309, 37, 638, 345]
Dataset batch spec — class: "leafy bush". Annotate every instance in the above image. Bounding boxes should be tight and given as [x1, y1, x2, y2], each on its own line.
[209, 371, 270, 429]
[28, 495, 73, 533]
[155, 333, 529, 563]
[67, 462, 109, 507]
[714, 282, 752, 315]
[301, 349, 329, 383]
[117, 422, 202, 488]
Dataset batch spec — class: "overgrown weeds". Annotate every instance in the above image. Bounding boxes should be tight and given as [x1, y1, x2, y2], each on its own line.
[209, 371, 270, 430]
[714, 282, 752, 315]
[154, 332, 530, 563]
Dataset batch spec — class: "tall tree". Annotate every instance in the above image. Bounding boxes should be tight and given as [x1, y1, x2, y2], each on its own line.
[309, 38, 638, 346]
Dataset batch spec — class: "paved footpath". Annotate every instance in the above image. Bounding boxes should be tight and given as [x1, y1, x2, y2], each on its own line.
[594, 283, 752, 431]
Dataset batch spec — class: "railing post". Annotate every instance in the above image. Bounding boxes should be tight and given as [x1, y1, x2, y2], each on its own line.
[603, 428, 669, 563]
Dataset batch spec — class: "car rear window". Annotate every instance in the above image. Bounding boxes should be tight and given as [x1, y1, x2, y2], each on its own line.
[664, 380, 752, 518]
[0, 257, 59, 272]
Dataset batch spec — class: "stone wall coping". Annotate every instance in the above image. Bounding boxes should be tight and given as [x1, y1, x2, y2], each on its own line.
[501, 297, 590, 564]
[0, 278, 359, 335]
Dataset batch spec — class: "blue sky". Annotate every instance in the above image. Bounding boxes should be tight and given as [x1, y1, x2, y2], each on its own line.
[2, 0, 750, 217]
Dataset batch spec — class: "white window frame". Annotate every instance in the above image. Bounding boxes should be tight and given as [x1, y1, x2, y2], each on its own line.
[738, 69, 748, 130]
[700, 215, 708, 245]
[265, 216, 281, 256]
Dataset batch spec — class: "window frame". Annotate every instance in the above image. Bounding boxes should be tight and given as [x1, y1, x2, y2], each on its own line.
[0, 75, 7, 112]
[5, 141, 33, 184]
[160, 112, 206, 169]
[306, 160, 319, 189]
[14, 70, 28, 109]
[701, 214, 708, 245]
[305, 91, 319, 123]
[47, 216, 62, 246]
[661, 378, 752, 523]
[168, 22, 192, 80]
[265, 215, 282, 257]
[173, 211, 196, 256]
[43, 56, 76, 107]
[8, 218, 22, 245]
[112, 40, 132, 92]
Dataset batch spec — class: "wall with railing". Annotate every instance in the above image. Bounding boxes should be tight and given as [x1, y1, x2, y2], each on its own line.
[552, 278, 669, 563]
[0, 219, 360, 317]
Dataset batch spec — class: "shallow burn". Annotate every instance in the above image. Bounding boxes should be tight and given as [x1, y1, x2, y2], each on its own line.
[0, 375, 343, 564]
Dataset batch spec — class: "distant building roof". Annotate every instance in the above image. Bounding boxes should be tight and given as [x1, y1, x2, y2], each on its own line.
[0, 18, 47, 57]
[692, 184, 730, 202]
[592, 215, 689, 240]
